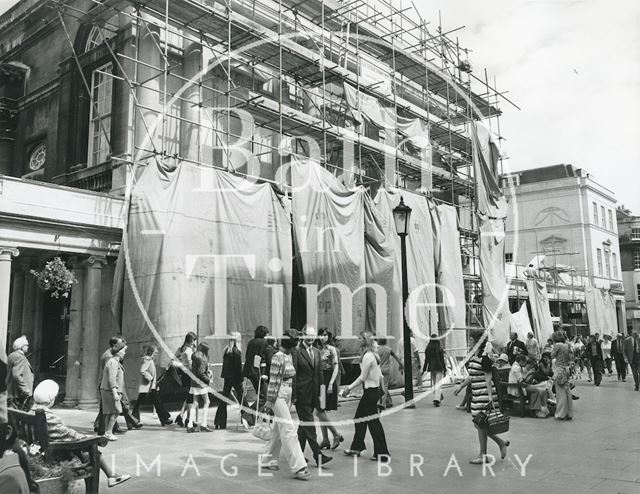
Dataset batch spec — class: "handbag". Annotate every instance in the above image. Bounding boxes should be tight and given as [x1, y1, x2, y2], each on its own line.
[484, 403, 510, 435]
[252, 416, 273, 441]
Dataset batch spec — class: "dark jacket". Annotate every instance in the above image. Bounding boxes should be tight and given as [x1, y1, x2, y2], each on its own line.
[292, 343, 322, 407]
[6, 350, 34, 400]
[506, 338, 528, 365]
[191, 351, 210, 388]
[423, 344, 446, 373]
[585, 340, 604, 362]
[221, 346, 243, 383]
[243, 337, 267, 378]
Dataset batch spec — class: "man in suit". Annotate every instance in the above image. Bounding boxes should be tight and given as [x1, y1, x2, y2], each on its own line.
[611, 333, 627, 381]
[585, 334, 605, 386]
[506, 332, 528, 365]
[293, 326, 332, 466]
[623, 329, 640, 391]
[6, 337, 34, 411]
[242, 325, 269, 409]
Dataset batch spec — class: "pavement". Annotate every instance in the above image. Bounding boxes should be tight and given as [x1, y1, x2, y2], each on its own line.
[55, 374, 640, 494]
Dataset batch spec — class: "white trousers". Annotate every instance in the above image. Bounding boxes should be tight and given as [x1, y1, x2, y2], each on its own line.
[264, 384, 306, 474]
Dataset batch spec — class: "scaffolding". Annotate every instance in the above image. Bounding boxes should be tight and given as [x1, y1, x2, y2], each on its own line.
[49, 0, 518, 328]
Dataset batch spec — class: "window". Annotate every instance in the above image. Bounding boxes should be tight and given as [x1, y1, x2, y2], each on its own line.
[87, 63, 113, 167]
[85, 26, 110, 52]
[596, 248, 603, 275]
[632, 228, 640, 240]
[608, 209, 614, 231]
[592, 202, 598, 225]
[612, 252, 618, 278]
[29, 142, 46, 170]
[601, 206, 606, 227]
[637, 284, 640, 302]
[505, 253, 513, 263]
[604, 251, 611, 278]
[501, 175, 520, 188]
[634, 250, 640, 270]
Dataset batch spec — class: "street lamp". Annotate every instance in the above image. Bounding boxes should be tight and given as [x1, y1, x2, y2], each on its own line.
[393, 196, 414, 407]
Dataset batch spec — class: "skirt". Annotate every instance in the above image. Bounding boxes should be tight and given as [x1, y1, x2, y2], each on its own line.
[319, 369, 338, 411]
[100, 389, 122, 415]
[189, 386, 209, 396]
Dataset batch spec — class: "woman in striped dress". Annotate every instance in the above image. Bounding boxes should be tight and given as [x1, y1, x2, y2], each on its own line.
[454, 329, 509, 464]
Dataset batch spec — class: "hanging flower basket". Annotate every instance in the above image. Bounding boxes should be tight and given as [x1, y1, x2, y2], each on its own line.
[30, 257, 77, 299]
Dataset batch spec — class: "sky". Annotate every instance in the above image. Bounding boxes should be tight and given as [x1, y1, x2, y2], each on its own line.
[1, 0, 639, 210]
[416, 0, 640, 212]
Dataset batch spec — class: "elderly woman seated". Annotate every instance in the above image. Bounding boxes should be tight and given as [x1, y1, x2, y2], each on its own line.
[31, 380, 131, 488]
[508, 355, 550, 418]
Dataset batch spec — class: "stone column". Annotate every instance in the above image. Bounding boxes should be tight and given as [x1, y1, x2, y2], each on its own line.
[180, 42, 202, 161]
[9, 260, 26, 343]
[20, 258, 37, 347]
[135, 24, 162, 160]
[62, 262, 85, 407]
[77, 256, 106, 409]
[0, 248, 19, 361]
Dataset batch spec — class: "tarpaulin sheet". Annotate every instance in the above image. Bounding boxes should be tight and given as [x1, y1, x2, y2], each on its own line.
[585, 287, 617, 336]
[511, 302, 533, 342]
[432, 203, 467, 355]
[479, 216, 511, 347]
[471, 122, 507, 218]
[291, 157, 366, 338]
[364, 192, 403, 345]
[113, 160, 292, 376]
[525, 278, 554, 343]
[380, 190, 438, 351]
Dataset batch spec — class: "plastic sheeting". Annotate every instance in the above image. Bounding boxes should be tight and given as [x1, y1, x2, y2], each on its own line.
[525, 278, 554, 343]
[113, 161, 292, 374]
[473, 121, 510, 347]
[431, 204, 467, 355]
[479, 216, 511, 347]
[585, 287, 617, 336]
[511, 302, 533, 342]
[364, 192, 403, 345]
[291, 157, 367, 338]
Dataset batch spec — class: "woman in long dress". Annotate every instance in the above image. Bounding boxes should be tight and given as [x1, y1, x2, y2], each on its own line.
[551, 331, 574, 420]
[454, 329, 509, 464]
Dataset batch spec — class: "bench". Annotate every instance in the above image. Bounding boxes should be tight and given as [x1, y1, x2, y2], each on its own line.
[8, 407, 108, 493]
[493, 367, 528, 417]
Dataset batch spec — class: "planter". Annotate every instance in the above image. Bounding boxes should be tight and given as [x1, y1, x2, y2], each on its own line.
[36, 477, 84, 494]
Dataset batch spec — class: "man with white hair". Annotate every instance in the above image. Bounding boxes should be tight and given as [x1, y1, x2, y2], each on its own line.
[6, 337, 33, 411]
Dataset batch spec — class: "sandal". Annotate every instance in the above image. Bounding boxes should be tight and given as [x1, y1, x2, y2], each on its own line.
[500, 440, 510, 460]
[469, 457, 484, 465]
[107, 474, 131, 487]
[294, 468, 310, 480]
[331, 435, 344, 450]
[344, 449, 363, 457]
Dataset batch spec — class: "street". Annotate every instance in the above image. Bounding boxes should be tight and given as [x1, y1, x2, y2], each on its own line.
[55, 376, 640, 494]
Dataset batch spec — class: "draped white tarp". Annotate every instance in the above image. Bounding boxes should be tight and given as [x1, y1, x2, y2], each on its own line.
[291, 157, 366, 338]
[473, 121, 510, 347]
[511, 302, 534, 342]
[479, 216, 511, 346]
[113, 160, 292, 375]
[431, 203, 467, 355]
[585, 287, 617, 336]
[364, 192, 403, 344]
[525, 278, 554, 343]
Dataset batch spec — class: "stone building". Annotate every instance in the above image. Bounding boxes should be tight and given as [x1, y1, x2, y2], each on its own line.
[616, 206, 640, 333]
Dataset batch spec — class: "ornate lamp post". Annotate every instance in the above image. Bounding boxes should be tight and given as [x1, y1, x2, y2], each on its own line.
[393, 196, 414, 407]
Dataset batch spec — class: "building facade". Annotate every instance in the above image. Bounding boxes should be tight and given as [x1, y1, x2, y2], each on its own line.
[502, 164, 625, 335]
[617, 206, 640, 333]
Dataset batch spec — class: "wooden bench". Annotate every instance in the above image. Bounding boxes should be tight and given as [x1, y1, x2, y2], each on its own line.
[493, 367, 528, 417]
[8, 407, 108, 493]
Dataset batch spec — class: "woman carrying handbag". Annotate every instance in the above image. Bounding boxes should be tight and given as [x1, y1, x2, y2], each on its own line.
[260, 329, 310, 481]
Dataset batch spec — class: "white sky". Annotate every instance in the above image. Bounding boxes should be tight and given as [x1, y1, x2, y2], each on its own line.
[1, 0, 639, 211]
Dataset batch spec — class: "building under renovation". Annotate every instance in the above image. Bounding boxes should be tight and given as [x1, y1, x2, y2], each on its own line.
[0, 0, 514, 402]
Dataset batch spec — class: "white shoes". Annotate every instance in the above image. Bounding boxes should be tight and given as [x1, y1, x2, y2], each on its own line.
[108, 474, 131, 488]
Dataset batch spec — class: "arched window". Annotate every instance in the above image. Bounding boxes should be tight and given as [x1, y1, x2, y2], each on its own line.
[85, 26, 110, 52]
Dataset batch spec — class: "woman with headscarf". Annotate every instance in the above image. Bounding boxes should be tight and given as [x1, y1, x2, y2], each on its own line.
[32, 380, 131, 487]
[214, 332, 244, 429]
[99, 340, 127, 441]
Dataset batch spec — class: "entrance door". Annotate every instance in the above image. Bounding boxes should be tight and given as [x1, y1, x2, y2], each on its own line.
[40, 293, 70, 380]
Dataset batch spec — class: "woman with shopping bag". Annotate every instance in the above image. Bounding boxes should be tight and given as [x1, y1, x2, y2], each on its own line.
[454, 329, 510, 464]
[259, 329, 310, 480]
